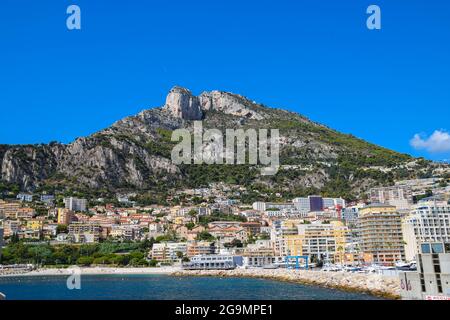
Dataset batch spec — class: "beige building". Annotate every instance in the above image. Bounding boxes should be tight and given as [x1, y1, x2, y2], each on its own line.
[0, 200, 21, 219]
[186, 241, 216, 257]
[68, 222, 100, 243]
[272, 219, 349, 263]
[359, 204, 405, 266]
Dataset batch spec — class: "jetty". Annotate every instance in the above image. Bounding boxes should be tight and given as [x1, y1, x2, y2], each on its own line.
[172, 268, 401, 299]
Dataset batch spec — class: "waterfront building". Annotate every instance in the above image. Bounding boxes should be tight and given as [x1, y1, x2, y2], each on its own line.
[64, 197, 87, 212]
[186, 241, 216, 257]
[358, 204, 405, 266]
[298, 221, 348, 264]
[270, 219, 349, 263]
[151, 242, 188, 263]
[399, 242, 450, 300]
[402, 201, 450, 262]
[183, 254, 243, 270]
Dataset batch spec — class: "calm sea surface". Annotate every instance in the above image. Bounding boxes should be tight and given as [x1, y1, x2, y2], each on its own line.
[0, 274, 383, 300]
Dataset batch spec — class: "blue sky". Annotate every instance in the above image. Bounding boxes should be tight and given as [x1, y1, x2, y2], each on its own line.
[1, 0, 449, 161]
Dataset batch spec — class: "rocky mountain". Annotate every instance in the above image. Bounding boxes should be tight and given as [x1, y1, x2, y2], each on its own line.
[0, 86, 447, 201]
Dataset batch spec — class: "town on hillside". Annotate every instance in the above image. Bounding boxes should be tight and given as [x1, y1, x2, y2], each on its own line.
[1, 177, 450, 299]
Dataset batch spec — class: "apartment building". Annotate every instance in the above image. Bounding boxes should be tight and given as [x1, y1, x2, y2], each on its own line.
[298, 221, 348, 264]
[292, 196, 345, 213]
[64, 197, 87, 212]
[2, 220, 20, 237]
[240, 222, 261, 236]
[252, 202, 294, 212]
[358, 204, 405, 266]
[110, 224, 139, 241]
[68, 222, 100, 243]
[186, 241, 216, 257]
[402, 201, 450, 261]
[15, 208, 35, 220]
[369, 186, 413, 210]
[151, 242, 187, 263]
[57, 208, 75, 225]
[270, 219, 348, 263]
[0, 200, 22, 219]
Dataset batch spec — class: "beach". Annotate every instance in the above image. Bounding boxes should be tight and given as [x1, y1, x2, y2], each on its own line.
[0, 266, 181, 277]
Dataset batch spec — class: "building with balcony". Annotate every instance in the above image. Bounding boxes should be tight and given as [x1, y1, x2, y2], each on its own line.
[358, 204, 405, 266]
[402, 201, 450, 262]
[68, 222, 100, 243]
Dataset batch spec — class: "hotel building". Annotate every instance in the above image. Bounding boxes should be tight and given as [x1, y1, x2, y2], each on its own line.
[358, 204, 405, 265]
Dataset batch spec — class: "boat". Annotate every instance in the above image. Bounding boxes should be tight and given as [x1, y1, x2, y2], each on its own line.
[395, 261, 410, 269]
[395, 260, 417, 271]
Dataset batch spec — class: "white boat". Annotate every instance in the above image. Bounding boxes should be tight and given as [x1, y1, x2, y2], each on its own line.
[395, 261, 410, 268]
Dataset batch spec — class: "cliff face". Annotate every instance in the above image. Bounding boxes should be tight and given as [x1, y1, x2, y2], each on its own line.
[0, 86, 445, 196]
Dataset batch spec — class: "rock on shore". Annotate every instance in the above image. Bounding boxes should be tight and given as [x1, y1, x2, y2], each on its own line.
[172, 269, 401, 299]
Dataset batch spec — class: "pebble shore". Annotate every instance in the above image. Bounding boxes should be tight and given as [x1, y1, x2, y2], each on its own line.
[172, 268, 401, 299]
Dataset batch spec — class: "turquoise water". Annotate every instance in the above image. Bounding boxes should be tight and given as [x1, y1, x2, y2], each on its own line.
[0, 274, 382, 300]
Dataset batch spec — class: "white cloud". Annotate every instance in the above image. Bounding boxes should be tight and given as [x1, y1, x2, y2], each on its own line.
[410, 130, 450, 153]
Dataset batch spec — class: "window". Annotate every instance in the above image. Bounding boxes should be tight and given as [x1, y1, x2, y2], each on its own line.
[444, 243, 450, 253]
[431, 243, 444, 254]
[421, 244, 431, 253]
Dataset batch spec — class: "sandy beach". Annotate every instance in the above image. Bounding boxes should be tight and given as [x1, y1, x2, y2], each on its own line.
[0, 266, 181, 278]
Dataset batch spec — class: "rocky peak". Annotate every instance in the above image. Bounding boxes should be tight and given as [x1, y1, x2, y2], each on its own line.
[199, 90, 263, 120]
[163, 86, 264, 121]
[163, 86, 203, 120]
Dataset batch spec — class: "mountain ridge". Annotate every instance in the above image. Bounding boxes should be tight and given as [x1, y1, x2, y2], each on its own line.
[0, 86, 447, 201]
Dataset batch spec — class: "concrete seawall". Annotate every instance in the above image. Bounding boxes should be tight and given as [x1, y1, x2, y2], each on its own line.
[172, 269, 401, 299]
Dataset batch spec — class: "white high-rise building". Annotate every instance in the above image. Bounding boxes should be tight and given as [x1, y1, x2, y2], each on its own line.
[402, 201, 450, 261]
[64, 197, 87, 212]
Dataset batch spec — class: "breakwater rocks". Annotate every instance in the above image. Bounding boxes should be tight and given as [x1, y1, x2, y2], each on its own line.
[172, 269, 401, 299]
